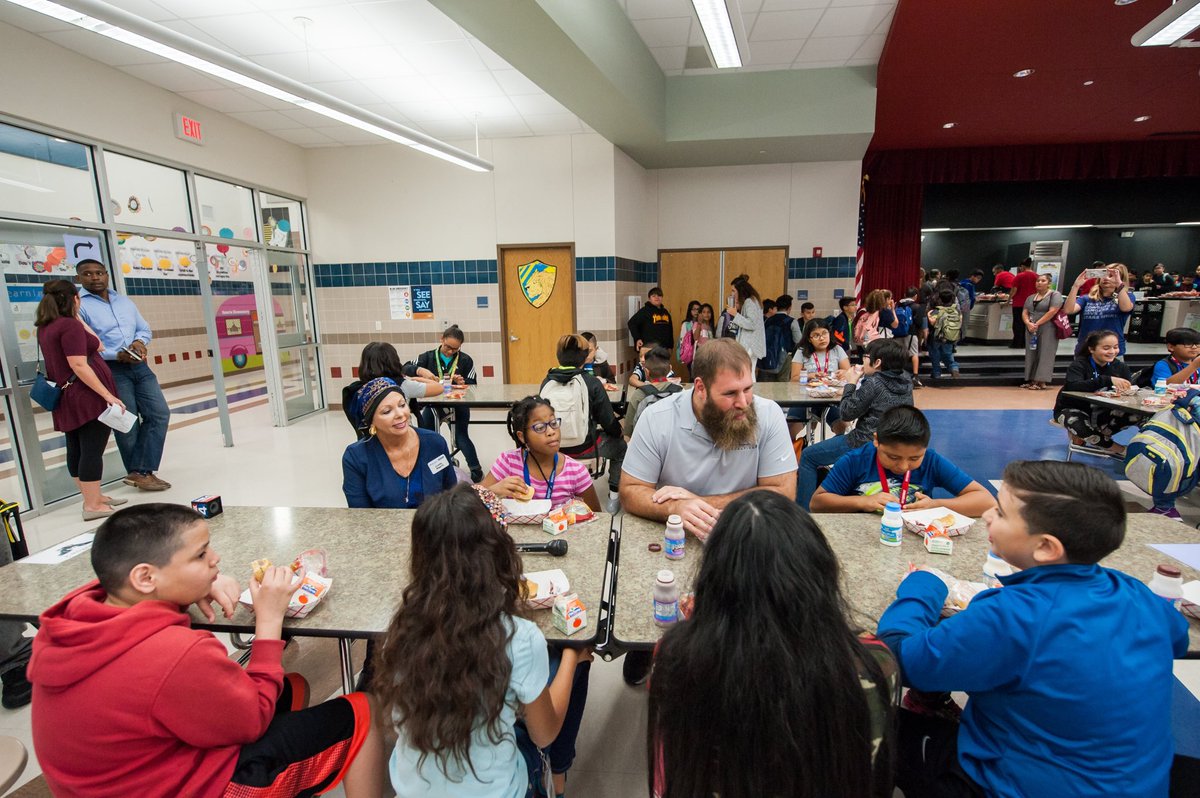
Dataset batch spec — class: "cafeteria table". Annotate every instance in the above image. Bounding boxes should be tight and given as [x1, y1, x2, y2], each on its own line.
[0, 507, 615, 693]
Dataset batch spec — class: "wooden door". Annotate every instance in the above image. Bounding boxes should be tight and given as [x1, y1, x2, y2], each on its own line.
[658, 250, 722, 367]
[724, 248, 787, 305]
[500, 245, 576, 384]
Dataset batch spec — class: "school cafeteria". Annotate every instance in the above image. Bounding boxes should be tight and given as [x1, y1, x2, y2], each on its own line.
[0, 0, 1198, 796]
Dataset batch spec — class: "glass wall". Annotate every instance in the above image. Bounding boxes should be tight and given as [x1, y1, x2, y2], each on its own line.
[0, 123, 98, 222]
[102, 152, 193, 232]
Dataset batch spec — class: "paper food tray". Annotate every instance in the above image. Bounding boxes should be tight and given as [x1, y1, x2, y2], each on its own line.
[238, 574, 333, 619]
[522, 568, 570, 610]
[502, 498, 552, 525]
[902, 507, 974, 538]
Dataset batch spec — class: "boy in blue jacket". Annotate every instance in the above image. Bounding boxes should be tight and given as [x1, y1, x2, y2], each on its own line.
[879, 460, 1189, 798]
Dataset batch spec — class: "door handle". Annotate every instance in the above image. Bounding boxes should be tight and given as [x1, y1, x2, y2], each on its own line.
[510, 334, 519, 342]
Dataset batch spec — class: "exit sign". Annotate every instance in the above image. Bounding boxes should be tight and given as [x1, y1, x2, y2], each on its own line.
[173, 113, 204, 145]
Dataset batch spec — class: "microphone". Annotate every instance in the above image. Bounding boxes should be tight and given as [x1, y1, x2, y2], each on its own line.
[515, 540, 568, 557]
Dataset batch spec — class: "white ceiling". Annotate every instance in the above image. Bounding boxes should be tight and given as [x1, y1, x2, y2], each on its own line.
[619, 0, 895, 74]
[0, 0, 592, 147]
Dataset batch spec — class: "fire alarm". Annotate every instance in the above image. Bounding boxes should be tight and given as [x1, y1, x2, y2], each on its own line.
[813, 247, 823, 258]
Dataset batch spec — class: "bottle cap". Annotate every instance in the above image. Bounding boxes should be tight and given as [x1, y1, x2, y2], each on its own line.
[667, 514, 682, 526]
[1156, 564, 1182, 578]
[884, 501, 901, 512]
[657, 569, 675, 584]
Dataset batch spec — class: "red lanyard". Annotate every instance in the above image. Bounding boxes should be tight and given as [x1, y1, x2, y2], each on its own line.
[877, 457, 910, 509]
[816, 350, 830, 374]
[1171, 358, 1198, 384]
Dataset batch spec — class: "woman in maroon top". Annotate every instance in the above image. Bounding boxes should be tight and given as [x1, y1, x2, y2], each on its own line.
[35, 279, 126, 520]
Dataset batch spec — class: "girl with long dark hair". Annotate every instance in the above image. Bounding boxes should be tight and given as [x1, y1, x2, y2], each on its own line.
[725, 274, 764, 363]
[35, 279, 126, 520]
[787, 318, 851, 440]
[648, 490, 897, 798]
[677, 300, 700, 363]
[375, 484, 592, 798]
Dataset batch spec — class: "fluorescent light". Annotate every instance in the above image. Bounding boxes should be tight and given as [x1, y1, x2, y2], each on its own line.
[3, 0, 492, 172]
[691, 0, 742, 68]
[0, 176, 53, 193]
[1034, 224, 1092, 228]
[920, 227, 950, 233]
[1012, 68, 1035, 77]
[1178, 221, 1200, 226]
[942, 122, 957, 128]
[1132, 0, 1200, 46]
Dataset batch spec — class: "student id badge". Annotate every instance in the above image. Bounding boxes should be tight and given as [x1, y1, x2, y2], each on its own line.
[428, 454, 450, 474]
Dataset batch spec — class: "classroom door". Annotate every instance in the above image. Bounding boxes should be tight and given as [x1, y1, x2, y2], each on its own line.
[725, 247, 787, 305]
[501, 245, 576, 384]
[658, 251, 721, 368]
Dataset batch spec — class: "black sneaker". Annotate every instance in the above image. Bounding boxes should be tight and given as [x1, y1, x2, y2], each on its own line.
[912, 377, 925, 388]
[622, 651, 652, 686]
[1, 664, 31, 710]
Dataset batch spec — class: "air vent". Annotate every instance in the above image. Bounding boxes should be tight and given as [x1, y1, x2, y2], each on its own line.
[1031, 241, 1066, 258]
[684, 46, 714, 69]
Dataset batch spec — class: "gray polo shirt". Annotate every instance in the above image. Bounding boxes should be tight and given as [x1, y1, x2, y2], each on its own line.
[622, 389, 797, 496]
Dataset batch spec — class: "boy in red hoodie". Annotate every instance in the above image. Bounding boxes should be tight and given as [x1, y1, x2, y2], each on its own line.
[29, 503, 384, 798]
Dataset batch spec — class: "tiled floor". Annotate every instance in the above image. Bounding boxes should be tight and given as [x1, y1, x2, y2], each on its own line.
[4, 385, 1197, 796]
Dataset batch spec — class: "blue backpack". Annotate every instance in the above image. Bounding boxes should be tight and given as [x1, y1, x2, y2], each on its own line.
[1124, 389, 1200, 501]
[893, 304, 913, 338]
[758, 314, 791, 372]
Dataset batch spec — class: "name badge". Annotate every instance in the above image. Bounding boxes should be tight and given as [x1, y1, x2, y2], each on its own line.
[428, 455, 450, 474]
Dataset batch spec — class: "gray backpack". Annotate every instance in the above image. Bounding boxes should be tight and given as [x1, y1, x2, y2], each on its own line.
[631, 383, 683, 430]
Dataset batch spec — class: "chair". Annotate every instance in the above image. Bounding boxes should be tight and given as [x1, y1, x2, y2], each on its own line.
[0, 736, 27, 794]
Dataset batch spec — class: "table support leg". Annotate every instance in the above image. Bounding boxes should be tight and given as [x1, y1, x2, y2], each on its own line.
[338, 638, 355, 695]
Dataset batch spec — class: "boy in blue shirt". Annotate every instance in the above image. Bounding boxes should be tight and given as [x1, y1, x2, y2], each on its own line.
[1151, 327, 1200, 387]
[809, 405, 994, 516]
[879, 460, 1190, 798]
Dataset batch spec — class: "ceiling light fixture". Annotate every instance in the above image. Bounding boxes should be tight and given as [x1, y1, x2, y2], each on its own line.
[1115, 0, 1138, 5]
[1083, 80, 1095, 85]
[942, 122, 956, 128]
[1134, 115, 1151, 122]
[1178, 221, 1200, 225]
[920, 227, 950, 233]
[1013, 68, 1035, 77]
[691, 0, 742, 68]
[2, 0, 493, 172]
[1132, 0, 1200, 46]
[1034, 224, 1093, 229]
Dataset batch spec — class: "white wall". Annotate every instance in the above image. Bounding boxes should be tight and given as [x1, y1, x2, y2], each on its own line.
[614, 147, 658, 262]
[0, 21, 307, 197]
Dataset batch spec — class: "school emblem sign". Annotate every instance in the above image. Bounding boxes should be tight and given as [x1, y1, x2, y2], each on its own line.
[518, 260, 557, 308]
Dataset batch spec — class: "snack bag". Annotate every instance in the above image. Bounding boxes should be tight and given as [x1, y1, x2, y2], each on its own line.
[561, 498, 595, 525]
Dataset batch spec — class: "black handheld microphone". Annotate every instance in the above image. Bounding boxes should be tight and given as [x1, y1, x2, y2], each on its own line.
[515, 539, 568, 557]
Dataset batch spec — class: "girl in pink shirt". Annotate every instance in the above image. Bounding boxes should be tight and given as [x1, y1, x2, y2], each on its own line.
[481, 396, 601, 511]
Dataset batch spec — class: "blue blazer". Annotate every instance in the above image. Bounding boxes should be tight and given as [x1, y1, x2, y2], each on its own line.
[341, 429, 457, 509]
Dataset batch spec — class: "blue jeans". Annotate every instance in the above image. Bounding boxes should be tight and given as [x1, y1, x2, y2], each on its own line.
[421, 405, 481, 473]
[927, 340, 959, 378]
[107, 361, 170, 474]
[516, 650, 591, 794]
[786, 405, 841, 425]
[796, 433, 854, 510]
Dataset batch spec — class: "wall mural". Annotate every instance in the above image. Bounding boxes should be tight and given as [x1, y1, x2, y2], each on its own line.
[519, 259, 556, 308]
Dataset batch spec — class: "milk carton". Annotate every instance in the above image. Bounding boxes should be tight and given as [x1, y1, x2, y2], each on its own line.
[552, 593, 587, 635]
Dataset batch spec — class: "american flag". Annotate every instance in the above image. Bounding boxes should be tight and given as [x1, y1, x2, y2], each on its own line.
[854, 176, 866, 304]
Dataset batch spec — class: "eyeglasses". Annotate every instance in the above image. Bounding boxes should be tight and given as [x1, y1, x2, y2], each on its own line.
[529, 418, 562, 434]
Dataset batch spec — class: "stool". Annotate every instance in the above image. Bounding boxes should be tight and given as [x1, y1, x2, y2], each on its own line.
[0, 736, 27, 793]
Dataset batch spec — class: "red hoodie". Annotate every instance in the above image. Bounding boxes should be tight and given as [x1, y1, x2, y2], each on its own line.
[29, 581, 284, 798]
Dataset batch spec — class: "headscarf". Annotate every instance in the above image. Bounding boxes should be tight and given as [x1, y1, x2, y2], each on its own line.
[352, 377, 403, 431]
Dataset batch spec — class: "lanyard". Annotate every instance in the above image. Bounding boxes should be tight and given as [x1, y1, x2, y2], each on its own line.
[523, 452, 558, 501]
[1171, 358, 1198, 384]
[1089, 357, 1101, 381]
[814, 349, 830, 374]
[435, 351, 459, 379]
[877, 457, 910, 510]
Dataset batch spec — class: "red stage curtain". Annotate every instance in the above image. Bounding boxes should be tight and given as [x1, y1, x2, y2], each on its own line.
[863, 182, 923, 299]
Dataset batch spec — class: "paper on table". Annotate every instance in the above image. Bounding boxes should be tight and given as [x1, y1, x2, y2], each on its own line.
[1149, 543, 1200, 572]
[23, 532, 95, 564]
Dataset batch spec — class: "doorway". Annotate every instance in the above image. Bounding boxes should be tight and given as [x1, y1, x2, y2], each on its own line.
[500, 245, 576, 384]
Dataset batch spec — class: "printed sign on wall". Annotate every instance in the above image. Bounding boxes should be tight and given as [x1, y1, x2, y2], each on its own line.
[389, 286, 412, 320]
[518, 260, 556, 308]
[412, 284, 434, 319]
[117, 234, 198, 280]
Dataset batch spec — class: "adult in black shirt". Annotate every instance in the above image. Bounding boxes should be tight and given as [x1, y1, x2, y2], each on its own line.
[410, 324, 483, 481]
[627, 286, 674, 350]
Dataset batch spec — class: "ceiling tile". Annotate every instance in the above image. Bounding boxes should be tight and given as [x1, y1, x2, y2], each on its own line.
[154, 0, 255, 17]
[509, 93, 569, 116]
[749, 39, 803, 65]
[450, 96, 518, 119]
[156, 19, 228, 50]
[830, 0, 893, 5]
[844, 58, 878, 67]
[650, 46, 687, 72]
[624, 0, 694, 20]
[354, 0, 467, 44]
[740, 0, 765, 11]
[234, 88, 297, 111]
[759, 0, 830, 9]
[493, 69, 545, 96]
[249, 0, 348, 9]
[188, 12, 307, 55]
[267, 5, 384, 52]
[279, 106, 342, 127]
[311, 126, 383, 145]
[41, 29, 164, 66]
[852, 33, 886, 61]
[406, 40, 489, 74]
[320, 46, 416, 79]
[0, 3, 74, 33]
[795, 34, 866, 62]
[250, 50, 353, 84]
[425, 71, 505, 100]
[177, 89, 270, 113]
[416, 118, 479, 139]
[632, 17, 692, 48]
[524, 114, 583, 135]
[688, 20, 707, 46]
[812, 4, 891, 37]
[356, 102, 416, 125]
[393, 99, 466, 122]
[360, 75, 443, 104]
[790, 60, 845, 69]
[307, 80, 385, 105]
[107, 0, 179, 22]
[225, 110, 307, 131]
[119, 62, 228, 92]
[476, 117, 532, 137]
[749, 9, 822, 41]
[467, 40, 514, 71]
[269, 127, 339, 146]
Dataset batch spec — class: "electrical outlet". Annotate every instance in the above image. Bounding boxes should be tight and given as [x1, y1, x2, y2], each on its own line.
[375, 320, 382, 331]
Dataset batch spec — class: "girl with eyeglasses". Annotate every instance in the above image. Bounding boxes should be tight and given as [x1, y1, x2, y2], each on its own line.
[480, 396, 602, 511]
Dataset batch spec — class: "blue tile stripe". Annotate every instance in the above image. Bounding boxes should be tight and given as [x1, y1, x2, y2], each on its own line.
[312, 260, 498, 288]
[788, 256, 857, 280]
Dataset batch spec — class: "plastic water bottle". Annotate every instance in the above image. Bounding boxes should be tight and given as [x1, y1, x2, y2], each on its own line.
[584, 363, 594, 375]
[653, 570, 679, 626]
[1029, 332, 1038, 350]
[879, 501, 903, 547]
[1148, 564, 1183, 608]
[664, 514, 685, 560]
[798, 369, 809, 387]
[441, 375, 452, 395]
[1155, 378, 1168, 397]
[983, 549, 1013, 588]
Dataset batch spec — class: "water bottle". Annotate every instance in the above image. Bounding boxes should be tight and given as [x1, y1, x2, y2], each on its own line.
[664, 514, 685, 560]
[584, 363, 594, 375]
[441, 375, 452, 395]
[798, 369, 809, 387]
[1029, 332, 1038, 350]
[879, 501, 903, 547]
[1148, 564, 1183, 609]
[983, 549, 1013, 588]
[1155, 378, 1168, 397]
[653, 570, 679, 626]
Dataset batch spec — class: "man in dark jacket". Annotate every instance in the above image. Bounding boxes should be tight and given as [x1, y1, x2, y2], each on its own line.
[541, 334, 626, 504]
[627, 287, 673, 350]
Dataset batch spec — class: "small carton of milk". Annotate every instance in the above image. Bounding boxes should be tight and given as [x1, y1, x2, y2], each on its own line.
[552, 593, 587, 635]
[542, 510, 569, 535]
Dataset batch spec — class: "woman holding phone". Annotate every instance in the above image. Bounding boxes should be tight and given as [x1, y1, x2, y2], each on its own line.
[1063, 263, 1134, 356]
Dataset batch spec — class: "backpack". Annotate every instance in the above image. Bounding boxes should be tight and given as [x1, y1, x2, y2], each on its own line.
[893, 304, 913, 338]
[933, 305, 962, 343]
[1124, 391, 1200, 501]
[759, 315, 790, 372]
[679, 325, 696, 365]
[631, 382, 684, 431]
[955, 285, 971, 318]
[540, 374, 591, 448]
[853, 310, 881, 347]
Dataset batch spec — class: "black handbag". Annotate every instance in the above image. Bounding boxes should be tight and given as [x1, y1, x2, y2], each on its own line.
[30, 342, 73, 412]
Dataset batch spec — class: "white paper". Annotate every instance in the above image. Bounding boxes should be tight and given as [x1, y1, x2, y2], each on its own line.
[23, 532, 95, 564]
[388, 286, 412, 320]
[98, 403, 136, 433]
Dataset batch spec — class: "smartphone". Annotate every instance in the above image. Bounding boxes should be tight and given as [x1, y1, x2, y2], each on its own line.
[120, 346, 143, 362]
[1085, 268, 1108, 280]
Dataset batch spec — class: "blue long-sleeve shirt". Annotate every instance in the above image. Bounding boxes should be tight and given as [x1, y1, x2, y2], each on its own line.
[879, 566, 1189, 798]
[77, 289, 153, 361]
[341, 430, 457, 509]
[959, 279, 977, 309]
